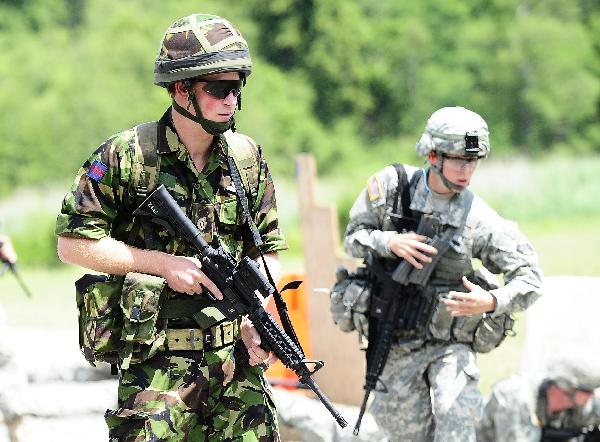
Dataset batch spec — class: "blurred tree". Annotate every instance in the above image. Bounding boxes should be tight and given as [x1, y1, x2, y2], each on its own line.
[1, 0, 600, 198]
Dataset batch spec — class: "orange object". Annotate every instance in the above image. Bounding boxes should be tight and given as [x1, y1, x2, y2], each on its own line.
[265, 273, 310, 389]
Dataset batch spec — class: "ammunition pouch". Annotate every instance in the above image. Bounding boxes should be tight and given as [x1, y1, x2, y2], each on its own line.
[329, 266, 371, 337]
[427, 285, 515, 353]
[120, 272, 168, 369]
[76, 272, 169, 369]
[76, 274, 124, 365]
[76, 271, 238, 370]
[472, 313, 514, 353]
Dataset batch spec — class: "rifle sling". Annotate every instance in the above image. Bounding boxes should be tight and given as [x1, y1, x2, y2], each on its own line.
[391, 164, 422, 231]
[226, 154, 303, 350]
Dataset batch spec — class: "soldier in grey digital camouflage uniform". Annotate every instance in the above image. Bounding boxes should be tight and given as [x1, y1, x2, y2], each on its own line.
[477, 353, 600, 442]
[344, 106, 543, 441]
[56, 13, 286, 441]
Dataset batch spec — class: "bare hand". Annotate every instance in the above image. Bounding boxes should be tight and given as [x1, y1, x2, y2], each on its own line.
[240, 317, 277, 367]
[388, 232, 438, 269]
[162, 255, 222, 299]
[442, 276, 496, 317]
[0, 235, 18, 264]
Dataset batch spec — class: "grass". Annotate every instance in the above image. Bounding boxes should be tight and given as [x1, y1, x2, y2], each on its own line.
[0, 265, 81, 329]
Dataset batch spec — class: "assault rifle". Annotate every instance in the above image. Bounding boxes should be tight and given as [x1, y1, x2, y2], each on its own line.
[134, 185, 347, 429]
[0, 260, 32, 297]
[392, 214, 454, 286]
[354, 215, 452, 435]
[542, 425, 600, 441]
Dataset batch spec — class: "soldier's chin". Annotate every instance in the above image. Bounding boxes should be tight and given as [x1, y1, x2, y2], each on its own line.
[450, 182, 467, 193]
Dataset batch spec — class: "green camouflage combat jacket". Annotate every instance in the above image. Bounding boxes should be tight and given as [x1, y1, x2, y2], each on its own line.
[344, 165, 543, 347]
[56, 108, 286, 271]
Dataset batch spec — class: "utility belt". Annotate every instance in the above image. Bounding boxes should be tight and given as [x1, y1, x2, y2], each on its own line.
[159, 320, 241, 352]
[158, 298, 242, 351]
[76, 272, 243, 370]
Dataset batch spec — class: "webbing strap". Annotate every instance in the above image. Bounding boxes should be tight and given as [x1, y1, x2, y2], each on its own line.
[456, 190, 474, 236]
[159, 320, 241, 351]
[127, 122, 161, 247]
[390, 164, 422, 232]
[225, 145, 301, 350]
[392, 163, 410, 218]
[226, 155, 263, 246]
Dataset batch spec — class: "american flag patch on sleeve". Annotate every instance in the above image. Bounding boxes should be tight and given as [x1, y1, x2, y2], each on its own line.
[87, 160, 108, 182]
[367, 175, 381, 202]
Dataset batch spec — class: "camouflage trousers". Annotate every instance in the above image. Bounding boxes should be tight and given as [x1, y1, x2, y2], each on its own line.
[105, 342, 279, 441]
[370, 342, 482, 442]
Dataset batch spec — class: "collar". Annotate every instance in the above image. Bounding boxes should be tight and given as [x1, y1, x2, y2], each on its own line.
[156, 108, 181, 154]
[409, 168, 471, 228]
[158, 108, 228, 169]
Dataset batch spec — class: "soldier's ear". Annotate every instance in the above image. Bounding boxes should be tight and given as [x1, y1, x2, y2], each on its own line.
[428, 151, 438, 166]
[174, 81, 189, 98]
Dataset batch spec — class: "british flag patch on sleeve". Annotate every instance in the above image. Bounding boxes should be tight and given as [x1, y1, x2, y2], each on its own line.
[87, 160, 108, 182]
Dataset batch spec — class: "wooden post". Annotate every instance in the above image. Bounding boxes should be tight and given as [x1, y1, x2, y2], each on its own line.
[295, 153, 364, 405]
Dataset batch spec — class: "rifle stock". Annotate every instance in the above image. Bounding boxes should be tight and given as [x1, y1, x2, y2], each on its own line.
[134, 185, 347, 428]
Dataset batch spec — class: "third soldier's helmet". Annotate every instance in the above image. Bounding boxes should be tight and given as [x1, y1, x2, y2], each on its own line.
[416, 106, 490, 158]
[154, 14, 252, 87]
[547, 352, 600, 391]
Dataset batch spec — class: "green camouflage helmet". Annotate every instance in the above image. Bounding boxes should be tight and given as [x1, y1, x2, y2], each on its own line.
[416, 106, 490, 158]
[154, 14, 252, 86]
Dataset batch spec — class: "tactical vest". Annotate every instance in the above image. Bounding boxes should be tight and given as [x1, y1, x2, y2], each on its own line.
[128, 121, 263, 323]
[387, 165, 513, 352]
[75, 122, 263, 370]
[125, 122, 261, 250]
[130, 122, 260, 223]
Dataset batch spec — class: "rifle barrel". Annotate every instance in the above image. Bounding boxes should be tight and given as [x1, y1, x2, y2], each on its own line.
[353, 388, 372, 435]
[2, 263, 33, 297]
[301, 376, 348, 428]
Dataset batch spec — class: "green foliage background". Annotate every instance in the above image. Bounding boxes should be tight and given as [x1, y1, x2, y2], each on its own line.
[1, 0, 600, 269]
[2, 0, 600, 197]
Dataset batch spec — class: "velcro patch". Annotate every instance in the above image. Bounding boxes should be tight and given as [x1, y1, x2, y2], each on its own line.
[87, 160, 108, 182]
[367, 175, 382, 202]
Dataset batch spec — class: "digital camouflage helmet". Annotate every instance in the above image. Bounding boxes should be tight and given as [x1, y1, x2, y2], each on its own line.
[154, 14, 252, 135]
[546, 352, 600, 392]
[416, 106, 490, 191]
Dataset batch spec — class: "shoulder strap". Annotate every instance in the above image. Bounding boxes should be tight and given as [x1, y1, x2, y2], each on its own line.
[132, 122, 161, 203]
[224, 131, 259, 196]
[128, 122, 161, 247]
[391, 163, 410, 217]
[223, 131, 263, 246]
[225, 132, 302, 350]
[455, 189, 474, 239]
[390, 164, 421, 232]
[226, 155, 263, 246]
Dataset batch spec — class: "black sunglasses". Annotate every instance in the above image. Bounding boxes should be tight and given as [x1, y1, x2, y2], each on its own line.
[200, 80, 243, 99]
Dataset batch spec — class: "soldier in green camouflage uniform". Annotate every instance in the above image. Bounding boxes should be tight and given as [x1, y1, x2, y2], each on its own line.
[56, 14, 286, 441]
[344, 107, 543, 441]
[477, 353, 600, 442]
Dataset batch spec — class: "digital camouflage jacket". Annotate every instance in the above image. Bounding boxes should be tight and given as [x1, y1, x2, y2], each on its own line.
[344, 164, 543, 347]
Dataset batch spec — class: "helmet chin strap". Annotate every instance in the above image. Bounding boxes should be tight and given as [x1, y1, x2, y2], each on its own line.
[430, 150, 466, 193]
[171, 82, 235, 135]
